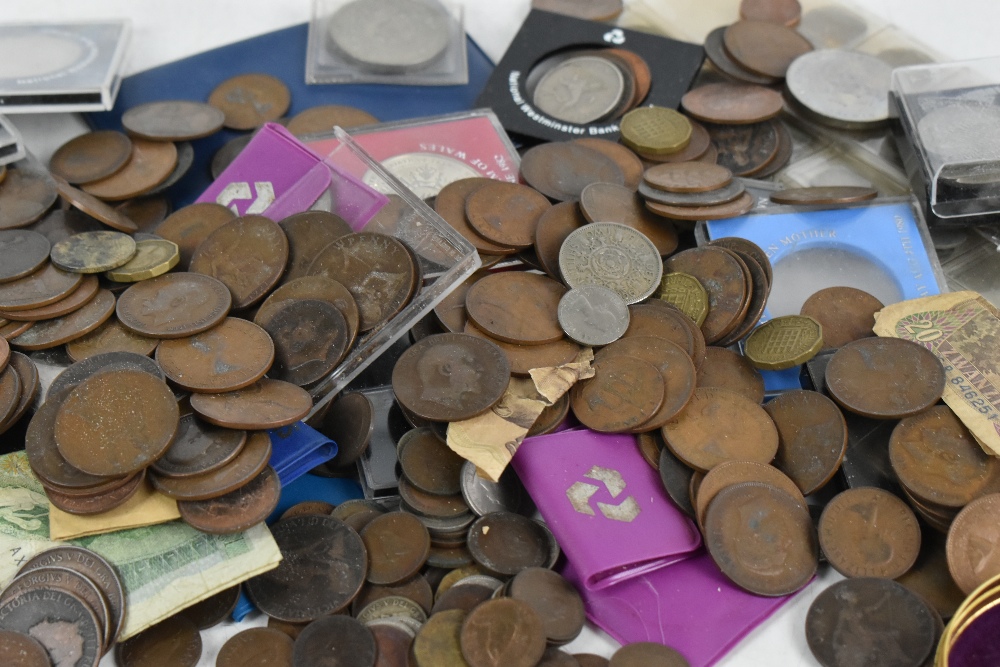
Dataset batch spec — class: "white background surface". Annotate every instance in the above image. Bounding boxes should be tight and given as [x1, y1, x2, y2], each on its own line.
[5, 1, 999, 665]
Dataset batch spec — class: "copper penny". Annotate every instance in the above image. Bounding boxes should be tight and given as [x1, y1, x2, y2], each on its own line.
[819, 486, 921, 579]
[572, 138, 644, 190]
[189, 379, 312, 429]
[520, 141, 625, 202]
[369, 622, 416, 665]
[434, 580, 499, 614]
[256, 276, 360, 344]
[723, 21, 813, 79]
[740, 0, 802, 26]
[311, 392, 374, 469]
[332, 499, 387, 530]
[662, 387, 778, 471]
[1, 274, 99, 322]
[597, 336, 696, 431]
[889, 405, 999, 508]
[703, 26, 781, 86]
[49, 349, 165, 400]
[0, 629, 57, 667]
[0, 320, 32, 341]
[896, 531, 965, 620]
[0, 352, 38, 433]
[433, 273, 481, 333]
[152, 413, 247, 478]
[46, 468, 145, 515]
[54, 368, 178, 476]
[825, 337, 945, 419]
[605, 48, 652, 109]
[209, 73, 291, 130]
[467, 512, 549, 575]
[116, 272, 232, 338]
[622, 301, 696, 359]
[610, 643, 689, 667]
[286, 105, 378, 135]
[178, 465, 280, 534]
[509, 568, 586, 645]
[713, 254, 771, 348]
[765, 389, 847, 495]
[308, 232, 417, 332]
[258, 298, 350, 386]
[281, 501, 335, 520]
[268, 618, 308, 641]
[80, 138, 178, 202]
[65, 316, 158, 361]
[749, 120, 792, 179]
[0, 363, 19, 429]
[50, 131, 133, 185]
[695, 460, 804, 527]
[151, 430, 270, 501]
[682, 82, 784, 125]
[189, 214, 288, 309]
[465, 182, 551, 250]
[704, 481, 817, 596]
[10, 288, 115, 350]
[122, 100, 225, 141]
[115, 196, 171, 234]
[800, 286, 883, 350]
[116, 615, 202, 667]
[664, 247, 749, 344]
[635, 119, 712, 164]
[696, 347, 764, 403]
[414, 608, 469, 667]
[53, 176, 139, 233]
[0, 230, 50, 286]
[29, 208, 102, 245]
[361, 511, 431, 585]
[645, 192, 755, 221]
[946, 494, 1000, 594]
[155, 317, 272, 392]
[464, 321, 581, 376]
[771, 186, 878, 206]
[571, 354, 664, 432]
[709, 237, 772, 286]
[465, 271, 565, 345]
[460, 598, 547, 667]
[533, 201, 586, 281]
[400, 479, 472, 521]
[706, 121, 780, 177]
[579, 182, 678, 256]
[154, 202, 235, 269]
[278, 210, 353, 283]
[0, 263, 82, 311]
[398, 427, 464, 495]
[435, 178, 517, 255]
[0, 165, 58, 230]
[217, 627, 293, 667]
[643, 162, 733, 194]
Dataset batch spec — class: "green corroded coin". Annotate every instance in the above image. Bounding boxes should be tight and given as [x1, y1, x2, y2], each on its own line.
[744, 315, 823, 371]
[50, 231, 136, 274]
[658, 272, 709, 326]
[619, 106, 692, 156]
[105, 239, 180, 282]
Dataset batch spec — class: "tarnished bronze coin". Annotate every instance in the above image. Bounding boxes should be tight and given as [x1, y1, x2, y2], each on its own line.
[81, 138, 178, 201]
[947, 494, 1000, 594]
[723, 21, 813, 79]
[825, 337, 946, 419]
[464, 321, 581, 377]
[278, 210, 354, 283]
[217, 627, 293, 667]
[509, 568, 586, 645]
[661, 387, 778, 471]
[189, 379, 312, 429]
[178, 465, 280, 534]
[682, 83, 784, 125]
[765, 389, 847, 495]
[398, 427, 464, 496]
[116, 272, 232, 338]
[696, 347, 764, 403]
[399, 478, 471, 521]
[645, 192, 755, 221]
[393, 332, 509, 422]
[432, 273, 481, 334]
[66, 316, 158, 361]
[256, 277, 359, 346]
[465, 182, 551, 250]
[258, 298, 349, 386]
[534, 202, 587, 282]
[29, 208, 102, 245]
[0, 320, 32, 341]
[695, 460, 804, 527]
[806, 578, 936, 667]
[1, 274, 99, 322]
[154, 202, 236, 269]
[116, 615, 202, 667]
[435, 178, 516, 256]
[0, 165, 58, 230]
[152, 413, 247, 478]
[622, 301, 696, 359]
[896, 531, 965, 621]
[151, 430, 270, 501]
[309, 232, 417, 332]
[311, 392, 374, 470]
[281, 501, 335, 521]
[0, 352, 38, 433]
[706, 121, 779, 177]
[578, 182, 678, 256]
[209, 73, 291, 130]
[46, 469, 145, 515]
[520, 141, 625, 202]
[122, 100, 226, 141]
[434, 580, 498, 614]
[573, 138, 644, 190]
[771, 186, 878, 206]
[55, 368, 178, 476]
[0, 630, 50, 667]
[0, 363, 19, 427]
[53, 176, 139, 233]
[572, 355, 664, 433]
[115, 196, 171, 233]
[189, 214, 288, 309]
[610, 643, 689, 667]
[664, 247, 748, 344]
[643, 162, 732, 194]
[361, 511, 431, 585]
[819, 486, 921, 579]
[246, 515, 368, 622]
[703, 25, 781, 86]
[0, 230, 50, 285]
[705, 481, 817, 596]
[286, 105, 378, 135]
[740, 0, 802, 26]
[0, 588, 103, 667]
[0, 262, 82, 311]
[460, 598, 547, 667]
[50, 350, 165, 399]
[9, 288, 115, 351]
[467, 513, 550, 576]
[413, 609, 467, 667]
[156, 317, 274, 392]
[466, 271, 566, 345]
[800, 286, 883, 350]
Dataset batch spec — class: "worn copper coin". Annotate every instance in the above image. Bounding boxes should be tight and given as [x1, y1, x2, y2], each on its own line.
[696, 347, 764, 403]
[65, 316, 158, 361]
[465, 182, 551, 250]
[278, 210, 354, 283]
[643, 162, 733, 194]
[281, 501, 335, 521]
[361, 511, 431, 585]
[116, 272, 232, 338]
[53, 177, 139, 233]
[311, 392, 374, 469]
[947, 494, 1000, 594]
[639, 177, 746, 208]
[703, 26, 781, 86]
[55, 368, 178, 476]
[520, 142, 625, 202]
[695, 460, 804, 528]
[152, 413, 247, 478]
[800, 286, 882, 350]
[682, 83, 784, 125]
[49, 350, 165, 399]
[432, 582, 497, 615]
[806, 578, 936, 667]
[509, 568, 585, 645]
[819, 486, 921, 579]
[179, 588, 240, 631]
[434, 178, 516, 255]
[573, 138, 644, 190]
[765, 389, 847, 494]
[0, 363, 19, 428]
[771, 186, 878, 206]
[621, 302, 696, 360]
[610, 643, 689, 667]
[572, 354, 664, 432]
[286, 105, 378, 135]
[464, 321, 580, 376]
[46, 469, 145, 515]
[154, 202, 236, 269]
[29, 208, 102, 246]
[723, 21, 813, 79]
[0, 263, 82, 311]
[115, 196, 171, 233]
[465, 271, 565, 345]
[664, 247, 748, 344]
[0, 320, 32, 341]
[122, 100, 225, 141]
[0, 352, 38, 433]
[413, 609, 467, 667]
[0, 230, 50, 284]
[156, 317, 273, 392]
[209, 73, 291, 130]
[178, 465, 280, 534]
[259, 299, 350, 386]
[531, 0, 623, 20]
[896, 531, 965, 621]
[460, 598, 547, 667]
[705, 481, 817, 596]
[256, 277, 359, 347]
[825, 337, 945, 419]
[116, 615, 202, 667]
[246, 515, 368, 622]
[432, 273, 481, 334]
[645, 192, 755, 221]
[0, 165, 58, 230]
[706, 121, 780, 177]
[2, 274, 99, 322]
[398, 427, 464, 495]
[0, 588, 103, 667]
[189, 379, 312, 430]
[0, 630, 49, 667]
[398, 478, 471, 520]
[217, 627, 293, 667]
[467, 512, 549, 576]
[579, 182, 678, 256]
[10, 288, 115, 351]
[80, 138, 178, 201]
[189, 214, 288, 309]
[662, 387, 778, 471]
[151, 430, 270, 500]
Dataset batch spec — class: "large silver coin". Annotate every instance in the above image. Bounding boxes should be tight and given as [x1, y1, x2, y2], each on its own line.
[362, 152, 480, 199]
[558, 222, 662, 304]
[532, 55, 625, 125]
[917, 104, 1000, 163]
[786, 50, 893, 129]
[557, 285, 630, 346]
[327, 0, 452, 72]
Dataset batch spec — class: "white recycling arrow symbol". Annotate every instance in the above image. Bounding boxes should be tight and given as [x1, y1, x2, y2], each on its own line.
[216, 181, 275, 214]
[566, 466, 641, 523]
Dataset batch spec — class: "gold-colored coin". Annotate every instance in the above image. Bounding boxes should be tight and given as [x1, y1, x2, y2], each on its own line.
[744, 315, 823, 371]
[49, 231, 137, 274]
[658, 272, 709, 326]
[105, 239, 180, 282]
[619, 106, 692, 156]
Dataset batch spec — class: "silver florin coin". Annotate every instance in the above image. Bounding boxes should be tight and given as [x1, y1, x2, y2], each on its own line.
[532, 55, 625, 125]
[558, 222, 662, 304]
[460, 460, 528, 517]
[557, 285, 630, 346]
[362, 152, 480, 199]
[327, 0, 452, 72]
[786, 50, 893, 129]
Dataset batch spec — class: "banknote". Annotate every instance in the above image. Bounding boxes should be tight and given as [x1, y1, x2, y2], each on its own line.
[873, 291, 1000, 456]
[0, 451, 282, 639]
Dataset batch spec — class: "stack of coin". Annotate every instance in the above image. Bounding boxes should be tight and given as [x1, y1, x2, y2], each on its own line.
[531, 0, 624, 22]
[640, 161, 756, 221]
[0, 348, 39, 438]
[785, 49, 893, 130]
[0, 545, 126, 662]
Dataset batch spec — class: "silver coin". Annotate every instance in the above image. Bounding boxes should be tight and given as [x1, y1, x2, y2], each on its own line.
[453, 574, 504, 591]
[917, 105, 1000, 162]
[365, 617, 419, 637]
[356, 595, 428, 625]
[532, 55, 626, 125]
[558, 222, 662, 305]
[638, 178, 746, 208]
[460, 461, 529, 517]
[557, 285, 629, 347]
[362, 152, 480, 199]
[327, 0, 452, 72]
[798, 7, 869, 50]
[786, 50, 893, 129]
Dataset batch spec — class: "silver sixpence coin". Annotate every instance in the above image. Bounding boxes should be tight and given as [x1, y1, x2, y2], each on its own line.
[558, 222, 662, 304]
[532, 55, 626, 125]
[786, 50, 893, 129]
[557, 285, 629, 346]
[327, 0, 452, 72]
[460, 460, 529, 517]
[917, 104, 1000, 162]
[362, 152, 480, 199]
